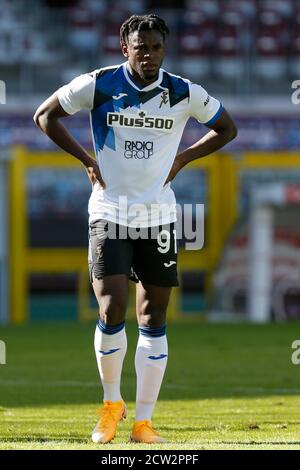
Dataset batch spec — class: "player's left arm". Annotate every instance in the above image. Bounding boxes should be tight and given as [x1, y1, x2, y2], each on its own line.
[165, 108, 237, 184]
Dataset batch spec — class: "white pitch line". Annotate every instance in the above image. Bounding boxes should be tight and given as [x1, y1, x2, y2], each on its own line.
[0, 379, 197, 390]
[1, 380, 300, 394]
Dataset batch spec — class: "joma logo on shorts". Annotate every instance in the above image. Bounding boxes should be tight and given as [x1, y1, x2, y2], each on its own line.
[107, 112, 174, 132]
[124, 140, 153, 159]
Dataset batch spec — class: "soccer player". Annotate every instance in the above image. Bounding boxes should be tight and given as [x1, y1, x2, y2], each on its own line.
[33, 14, 237, 444]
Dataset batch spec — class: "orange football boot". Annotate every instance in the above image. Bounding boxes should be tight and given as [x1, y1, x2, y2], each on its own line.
[130, 420, 166, 444]
[92, 400, 127, 443]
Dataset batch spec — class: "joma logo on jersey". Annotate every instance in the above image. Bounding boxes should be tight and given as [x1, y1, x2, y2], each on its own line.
[124, 141, 153, 159]
[107, 112, 174, 132]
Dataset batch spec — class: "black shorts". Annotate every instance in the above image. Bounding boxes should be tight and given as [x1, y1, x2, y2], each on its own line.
[88, 219, 178, 287]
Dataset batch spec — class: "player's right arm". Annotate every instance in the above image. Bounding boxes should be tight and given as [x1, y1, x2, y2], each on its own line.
[33, 79, 105, 189]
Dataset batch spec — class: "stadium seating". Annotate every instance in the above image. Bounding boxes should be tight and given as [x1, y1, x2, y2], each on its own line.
[0, 0, 296, 94]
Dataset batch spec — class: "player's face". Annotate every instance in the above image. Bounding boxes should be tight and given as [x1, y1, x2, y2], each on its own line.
[122, 30, 165, 85]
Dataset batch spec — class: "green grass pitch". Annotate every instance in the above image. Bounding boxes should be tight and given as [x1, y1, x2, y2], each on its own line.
[1, 320, 300, 450]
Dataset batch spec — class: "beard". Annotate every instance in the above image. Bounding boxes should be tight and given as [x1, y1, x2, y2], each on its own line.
[140, 69, 159, 81]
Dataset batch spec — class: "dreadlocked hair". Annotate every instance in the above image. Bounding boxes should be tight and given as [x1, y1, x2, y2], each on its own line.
[120, 14, 169, 45]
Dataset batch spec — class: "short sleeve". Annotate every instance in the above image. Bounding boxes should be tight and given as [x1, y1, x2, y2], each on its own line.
[56, 72, 96, 115]
[189, 82, 223, 126]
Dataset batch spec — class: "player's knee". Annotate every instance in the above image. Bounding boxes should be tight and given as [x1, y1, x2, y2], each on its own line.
[99, 299, 127, 325]
[137, 306, 166, 328]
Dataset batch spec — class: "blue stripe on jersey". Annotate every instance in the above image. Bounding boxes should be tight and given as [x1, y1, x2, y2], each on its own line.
[91, 67, 122, 151]
[161, 72, 189, 107]
[92, 102, 116, 151]
[204, 103, 224, 127]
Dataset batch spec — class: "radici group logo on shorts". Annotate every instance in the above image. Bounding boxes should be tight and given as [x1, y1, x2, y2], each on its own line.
[0, 80, 6, 104]
[101, 196, 205, 250]
[0, 340, 6, 365]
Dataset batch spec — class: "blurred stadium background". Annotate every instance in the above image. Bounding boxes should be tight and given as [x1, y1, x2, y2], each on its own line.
[0, 0, 300, 325]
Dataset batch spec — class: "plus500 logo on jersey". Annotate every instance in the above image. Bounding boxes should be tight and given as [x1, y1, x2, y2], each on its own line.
[107, 112, 174, 132]
[124, 141, 153, 159]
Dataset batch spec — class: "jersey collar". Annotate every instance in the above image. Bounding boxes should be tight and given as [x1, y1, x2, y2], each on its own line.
[122, 62, 163, 92]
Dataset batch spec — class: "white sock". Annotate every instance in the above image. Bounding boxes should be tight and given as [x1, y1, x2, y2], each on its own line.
[135, 330, 168, 421]
[94, 321, 127, 403]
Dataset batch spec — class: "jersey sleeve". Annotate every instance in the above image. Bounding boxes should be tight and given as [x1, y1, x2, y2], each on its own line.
[189, 82, 223, 126]
[56, 72, 96, 115]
